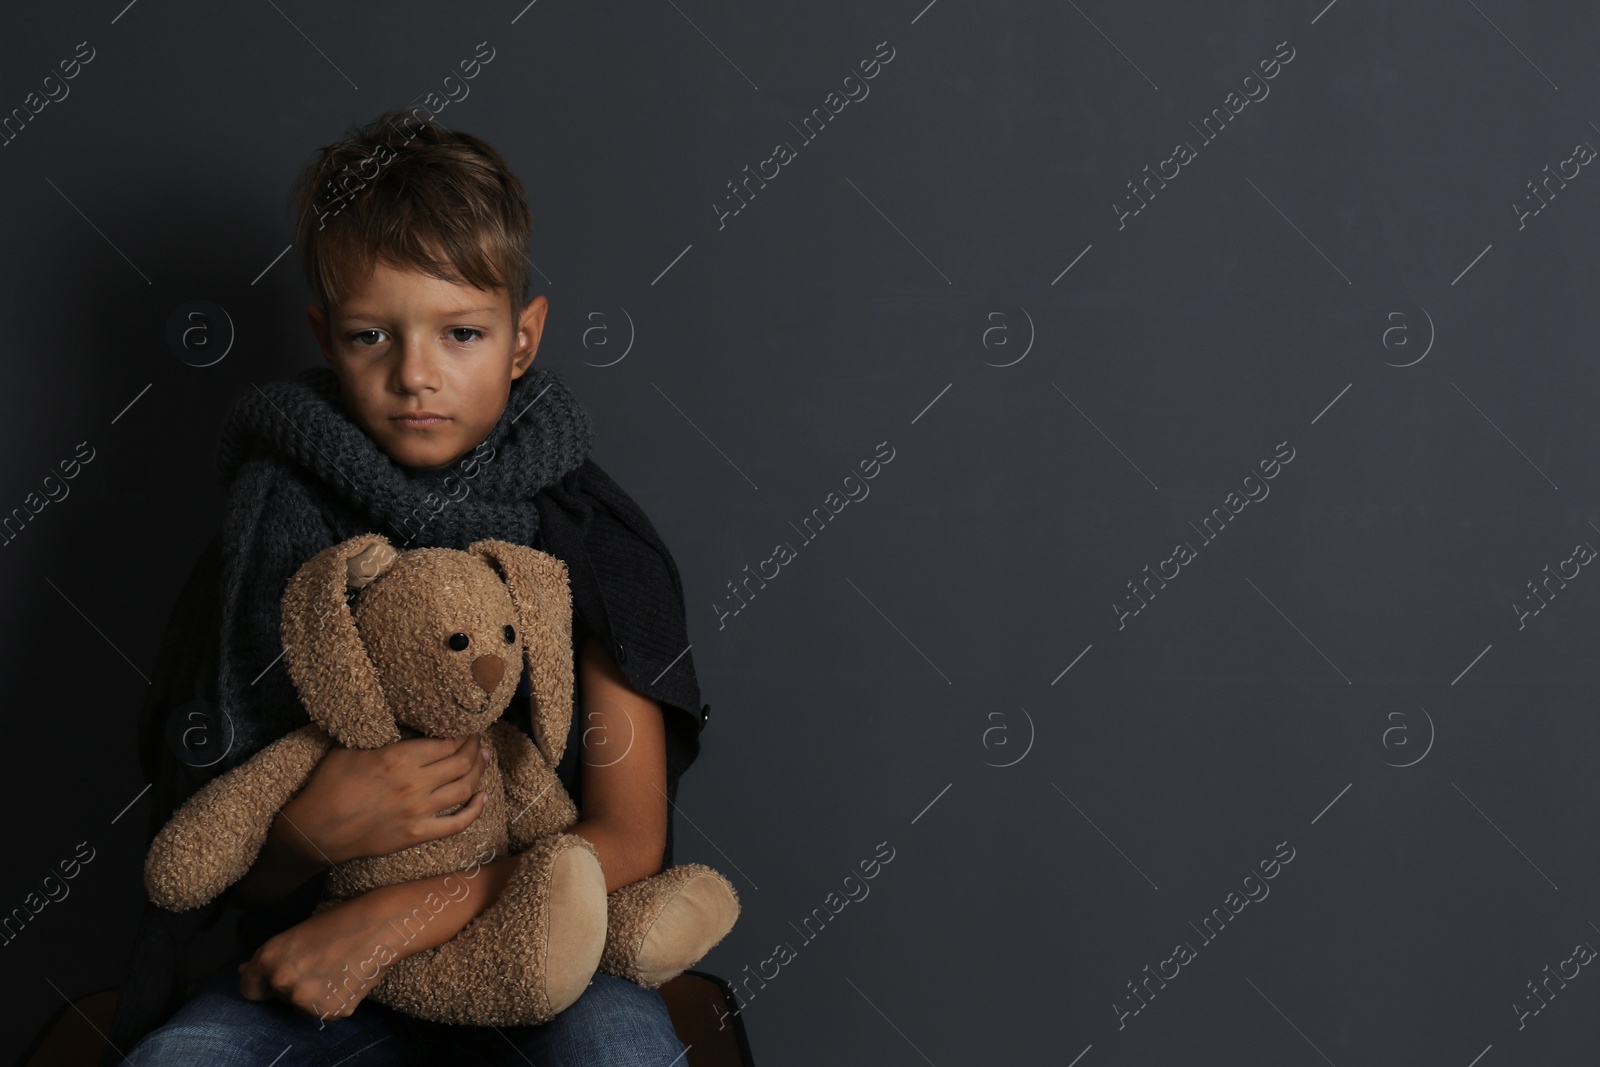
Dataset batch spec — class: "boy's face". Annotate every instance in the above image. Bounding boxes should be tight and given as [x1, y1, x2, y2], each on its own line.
[306, 258, 548, 471]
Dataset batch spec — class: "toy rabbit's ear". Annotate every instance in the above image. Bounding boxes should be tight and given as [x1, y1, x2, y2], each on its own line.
[280, 533, 403, 750]
[467, 539, 575, 765]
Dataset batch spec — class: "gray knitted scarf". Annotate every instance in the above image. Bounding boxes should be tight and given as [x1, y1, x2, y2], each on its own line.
[213, 365, 594, 767]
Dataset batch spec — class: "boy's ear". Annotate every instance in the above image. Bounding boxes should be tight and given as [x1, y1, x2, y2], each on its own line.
[511, 295, 547, 377]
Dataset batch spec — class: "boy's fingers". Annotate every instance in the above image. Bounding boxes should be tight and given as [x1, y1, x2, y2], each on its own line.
[238, 964, 271, 1002]
[422, 791, 488, 841]
[427, 735, 483, 788]
[409, 735, 472, 766]
[429, 775, 478, 810]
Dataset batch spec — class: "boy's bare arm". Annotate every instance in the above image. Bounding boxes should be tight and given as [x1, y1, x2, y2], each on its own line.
[232, 811, 336, 905]
[570, 632, 669, 894]
[240, 852, 519, 1019]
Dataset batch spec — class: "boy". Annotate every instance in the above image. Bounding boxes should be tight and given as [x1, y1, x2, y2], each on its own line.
[107, 107, 709, 1065]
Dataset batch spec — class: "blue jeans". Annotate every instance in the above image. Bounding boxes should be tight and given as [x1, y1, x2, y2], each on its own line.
[125, 958, 688, 1066]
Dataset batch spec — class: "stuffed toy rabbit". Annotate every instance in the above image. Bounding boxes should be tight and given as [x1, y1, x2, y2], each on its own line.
[145, 532, 740, 1025]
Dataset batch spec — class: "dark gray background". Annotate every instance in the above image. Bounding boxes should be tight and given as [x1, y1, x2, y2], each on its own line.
[5, 0, 1600, 1063]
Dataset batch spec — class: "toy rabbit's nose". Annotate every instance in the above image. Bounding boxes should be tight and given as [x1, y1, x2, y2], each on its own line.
[471, 654, 505, 696]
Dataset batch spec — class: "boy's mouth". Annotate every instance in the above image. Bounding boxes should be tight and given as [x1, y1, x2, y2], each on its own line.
[393, 410, 449, 429]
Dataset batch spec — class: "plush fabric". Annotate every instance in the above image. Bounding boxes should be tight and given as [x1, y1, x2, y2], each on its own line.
[104, 365, 713, 1059]
[600, 862, 746, 988]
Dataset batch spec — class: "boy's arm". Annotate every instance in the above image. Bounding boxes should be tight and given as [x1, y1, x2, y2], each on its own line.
[233, 808, 337, 905]
[569, 631, 669, 894]
[240, 853, 520, 1019]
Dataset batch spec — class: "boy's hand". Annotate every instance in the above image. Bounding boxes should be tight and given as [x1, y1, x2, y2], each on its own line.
[279, 733, 491, 866]
[238, 891, 395, 1021]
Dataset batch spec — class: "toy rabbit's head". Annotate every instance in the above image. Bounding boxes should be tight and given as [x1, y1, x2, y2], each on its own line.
[279, 533, 576, 764]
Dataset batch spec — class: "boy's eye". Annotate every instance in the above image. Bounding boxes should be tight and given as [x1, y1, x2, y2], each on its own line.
[351, 329, 387, 346]
[450, 327, 484, 344]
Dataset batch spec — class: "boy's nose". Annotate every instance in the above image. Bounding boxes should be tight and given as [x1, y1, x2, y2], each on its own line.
[390, 341, 444, 392]
[471, 653, 505, 695]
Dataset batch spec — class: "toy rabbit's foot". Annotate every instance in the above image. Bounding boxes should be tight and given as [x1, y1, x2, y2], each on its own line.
[371, 833, 607, 1025]
[599, 863, 741, 988]
[540, 836, 611, 1014]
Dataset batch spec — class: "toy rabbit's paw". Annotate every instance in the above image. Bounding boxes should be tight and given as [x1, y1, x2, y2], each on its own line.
[599, 863, 741, 988]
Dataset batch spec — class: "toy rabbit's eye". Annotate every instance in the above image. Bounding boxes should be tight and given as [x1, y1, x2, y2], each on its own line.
[503, 624, 516, 644]
[448, 633, 470, 651]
